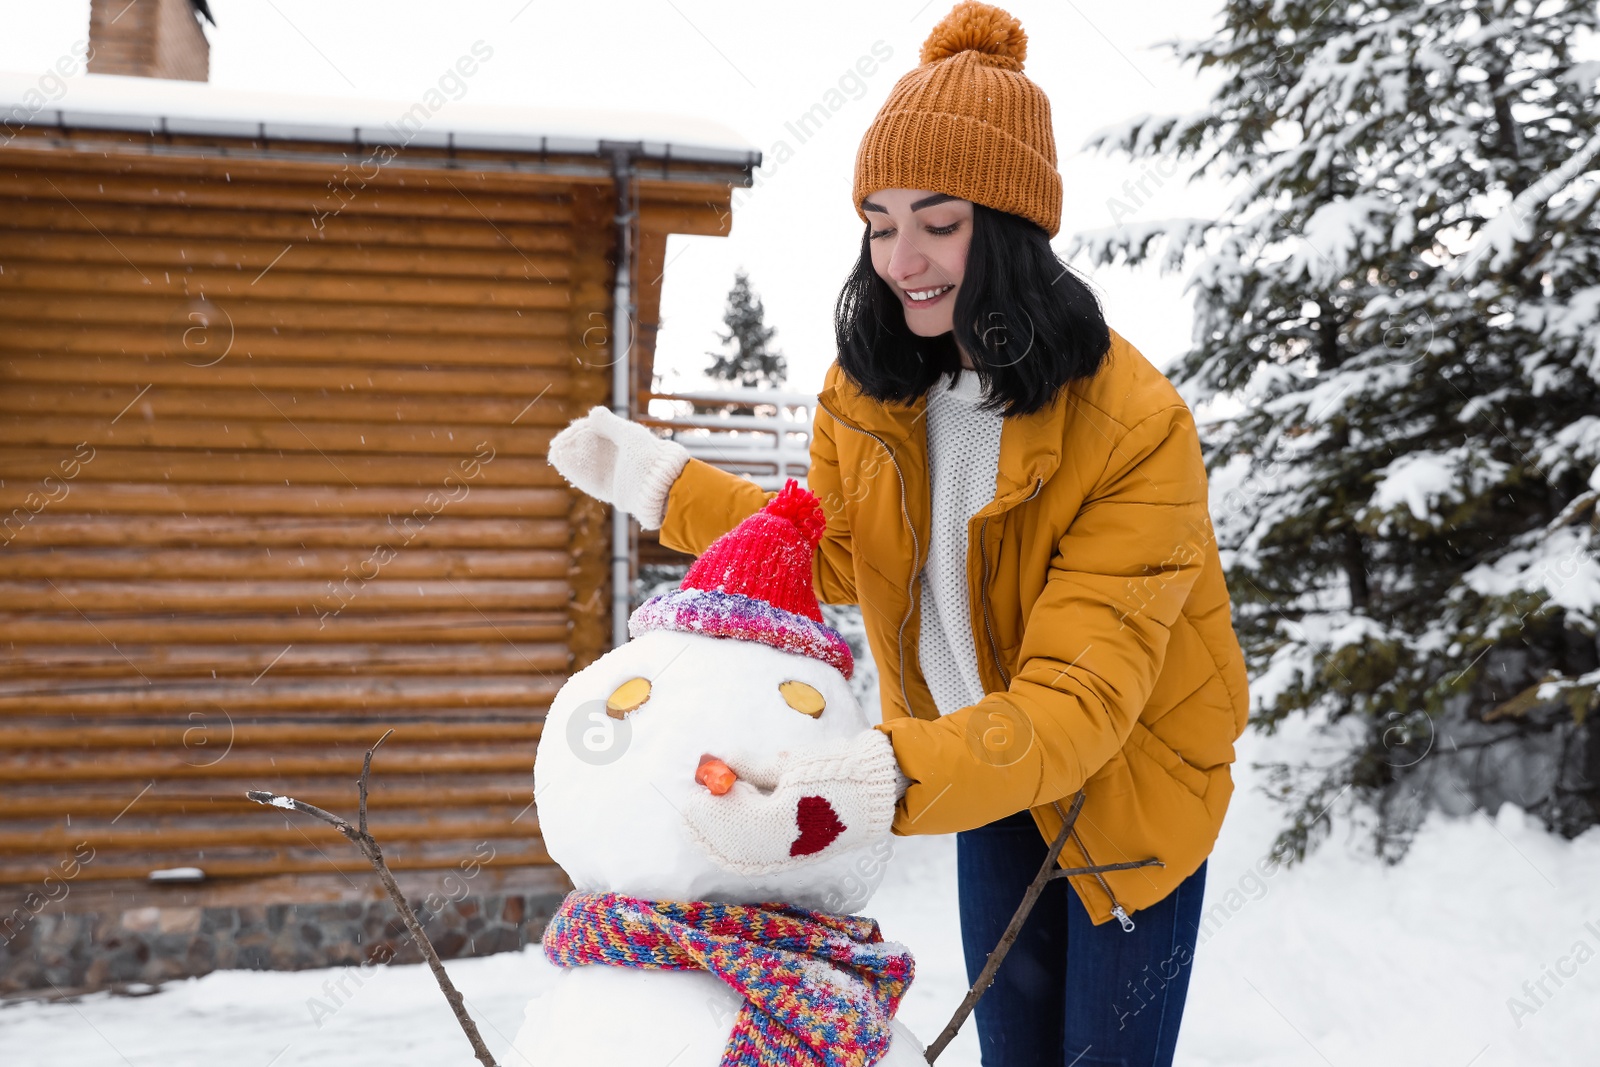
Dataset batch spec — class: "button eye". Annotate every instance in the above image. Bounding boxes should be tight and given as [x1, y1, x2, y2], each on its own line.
[779, 680, 825, 718]
[606, 677, 651, 719]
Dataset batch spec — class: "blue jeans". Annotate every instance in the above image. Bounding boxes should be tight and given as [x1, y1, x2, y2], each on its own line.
[956, 809, 1207, 1067]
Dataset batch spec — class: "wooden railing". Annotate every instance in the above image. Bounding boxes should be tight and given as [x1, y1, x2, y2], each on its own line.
[641, 387, 815, 491]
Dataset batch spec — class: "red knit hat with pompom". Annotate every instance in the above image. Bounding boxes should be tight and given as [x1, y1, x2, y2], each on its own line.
[628, 479, 853, 678]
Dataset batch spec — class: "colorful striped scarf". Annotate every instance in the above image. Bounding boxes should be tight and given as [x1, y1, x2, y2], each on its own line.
[542, 890, 914, 1067]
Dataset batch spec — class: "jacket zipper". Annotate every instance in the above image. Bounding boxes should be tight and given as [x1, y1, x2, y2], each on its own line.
[978, 514, 1007, 689]
[976, 476, 1042, 690]
[971, 475, 1136, 932]
[1053, 798, 1136, 932]
[814, 398, 921, 719]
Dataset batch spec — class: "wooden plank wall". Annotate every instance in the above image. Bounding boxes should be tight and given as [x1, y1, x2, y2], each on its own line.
[87, 0, 211, 83]
[0, 141, 630, 901]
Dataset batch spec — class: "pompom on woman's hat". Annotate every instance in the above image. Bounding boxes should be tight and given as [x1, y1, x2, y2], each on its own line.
[852, 1, 1062, 237]
[628, 479, 854, 679]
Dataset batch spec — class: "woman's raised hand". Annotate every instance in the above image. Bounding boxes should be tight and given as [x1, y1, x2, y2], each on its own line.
[679, 728, 907, 877]
[546, 405, 691, 530]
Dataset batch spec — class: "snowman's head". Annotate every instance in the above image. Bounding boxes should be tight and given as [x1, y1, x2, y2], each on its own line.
[534, 628, 890, 911]
[533, 480, 892, 912]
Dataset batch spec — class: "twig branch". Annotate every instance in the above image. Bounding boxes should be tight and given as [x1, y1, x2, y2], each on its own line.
[358, 728, 384, 837]
[924, 791, 1161, 1064]
[247, 728, 501, 1067]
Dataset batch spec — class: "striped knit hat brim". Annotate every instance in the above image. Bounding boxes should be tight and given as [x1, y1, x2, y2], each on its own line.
[628, 587, 854, 680]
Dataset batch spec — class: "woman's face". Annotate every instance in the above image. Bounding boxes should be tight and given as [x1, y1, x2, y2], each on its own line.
[862, 188, 974, 338]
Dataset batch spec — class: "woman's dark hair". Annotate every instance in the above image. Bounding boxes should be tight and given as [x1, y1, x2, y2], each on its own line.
[833, 201, 1109, 417]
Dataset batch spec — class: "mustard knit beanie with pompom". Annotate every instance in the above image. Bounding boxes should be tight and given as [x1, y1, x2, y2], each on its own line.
[852, 1, 1061, 237]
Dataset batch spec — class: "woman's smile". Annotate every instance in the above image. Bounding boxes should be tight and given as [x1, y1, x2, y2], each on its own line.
[902, 283, 956, 306]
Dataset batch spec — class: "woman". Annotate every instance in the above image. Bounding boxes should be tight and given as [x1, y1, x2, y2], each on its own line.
[547, 3, 1249, 1064]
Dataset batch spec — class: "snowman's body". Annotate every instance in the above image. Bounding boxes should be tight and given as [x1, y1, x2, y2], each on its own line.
[515, 963, 926, 1065]
[505, 627, 924, 1067]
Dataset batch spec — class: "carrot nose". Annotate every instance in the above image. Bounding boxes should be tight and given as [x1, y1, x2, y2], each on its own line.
[695, 755, 737, 796]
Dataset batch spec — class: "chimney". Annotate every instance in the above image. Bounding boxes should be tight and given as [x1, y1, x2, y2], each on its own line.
[87, 0, 213, 82]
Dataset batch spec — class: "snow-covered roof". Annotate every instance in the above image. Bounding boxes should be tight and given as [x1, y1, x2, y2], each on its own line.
[0, 70, 760, 169]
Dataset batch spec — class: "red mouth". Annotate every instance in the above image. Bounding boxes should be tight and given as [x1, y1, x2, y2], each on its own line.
[790, 795, 846, 857]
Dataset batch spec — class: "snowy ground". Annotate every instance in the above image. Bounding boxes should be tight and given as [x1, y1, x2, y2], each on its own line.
[4, 711, 1599, 1066]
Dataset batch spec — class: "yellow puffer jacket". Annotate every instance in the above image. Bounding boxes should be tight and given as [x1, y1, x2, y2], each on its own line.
[658, 326, 1250, 928]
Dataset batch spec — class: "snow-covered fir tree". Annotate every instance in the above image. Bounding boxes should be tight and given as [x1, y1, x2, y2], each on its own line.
[706, 270, 787, 389]
[1066, 0, 1600, 864]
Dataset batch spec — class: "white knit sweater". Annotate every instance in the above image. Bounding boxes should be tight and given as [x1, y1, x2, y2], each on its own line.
[916, 368, 1004, 718]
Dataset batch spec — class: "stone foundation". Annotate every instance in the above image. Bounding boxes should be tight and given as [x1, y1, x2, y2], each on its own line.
[1, 870, 570, 998]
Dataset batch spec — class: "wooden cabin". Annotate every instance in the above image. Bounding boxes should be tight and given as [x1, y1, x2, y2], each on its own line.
[0, 68, 758, 994]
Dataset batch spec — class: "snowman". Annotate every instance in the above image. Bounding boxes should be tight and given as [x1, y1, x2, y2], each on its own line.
[506, 479, 924, 1067]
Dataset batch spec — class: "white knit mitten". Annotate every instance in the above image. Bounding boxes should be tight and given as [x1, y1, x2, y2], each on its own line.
[546, 406, 691, 529]
[682, 728, 904, 877]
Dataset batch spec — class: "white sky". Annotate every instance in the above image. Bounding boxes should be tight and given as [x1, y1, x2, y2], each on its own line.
[0, 0, 1235, 394]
